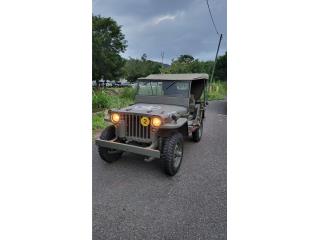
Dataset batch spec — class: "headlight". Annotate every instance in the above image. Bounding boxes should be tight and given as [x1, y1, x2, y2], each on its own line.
[151, 116, 162, 127]
[111, 113, 120, 123]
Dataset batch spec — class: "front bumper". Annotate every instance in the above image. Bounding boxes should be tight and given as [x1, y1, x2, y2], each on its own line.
[95, 139, 160, 158]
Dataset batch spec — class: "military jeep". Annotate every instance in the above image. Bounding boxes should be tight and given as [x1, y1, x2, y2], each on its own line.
[95, 73, 208, 176]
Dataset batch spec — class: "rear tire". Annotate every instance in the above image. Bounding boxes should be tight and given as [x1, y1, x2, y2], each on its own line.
[98, 125, 123, 163]
[192, 120, 203, 142]
[161, 133, 184, 176]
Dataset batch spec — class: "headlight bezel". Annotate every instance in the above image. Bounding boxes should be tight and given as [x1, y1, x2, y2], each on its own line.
[111, 112, 120, 123]
[151, 116, 162, 127]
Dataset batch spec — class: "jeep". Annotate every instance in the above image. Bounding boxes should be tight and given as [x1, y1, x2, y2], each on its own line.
[95, 73, 208, 176]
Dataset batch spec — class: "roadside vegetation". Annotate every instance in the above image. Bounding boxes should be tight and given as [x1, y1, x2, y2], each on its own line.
[92, 87, 136, 112]
[92, 87, 136, 131]
[207, 81, 227, 100]
[92, 112, 106, 130]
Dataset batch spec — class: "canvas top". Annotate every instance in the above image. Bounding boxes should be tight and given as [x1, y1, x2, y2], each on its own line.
[138, 73, 209, 81]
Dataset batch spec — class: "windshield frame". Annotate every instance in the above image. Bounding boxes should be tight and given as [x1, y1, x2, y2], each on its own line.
[136, 80, 191, 98]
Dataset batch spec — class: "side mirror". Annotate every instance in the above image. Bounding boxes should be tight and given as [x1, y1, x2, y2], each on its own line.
[206, 101, 209, 106]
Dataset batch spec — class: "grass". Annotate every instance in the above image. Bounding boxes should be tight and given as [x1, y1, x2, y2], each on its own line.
[207, 81, 227, 100]
[92, 87, 136, 112]
[92, 87, 136, 132]
[92, 112, 106, 130]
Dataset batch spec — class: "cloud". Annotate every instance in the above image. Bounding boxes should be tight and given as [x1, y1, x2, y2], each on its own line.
[93, 0, 227, 63]
[153, 15, 176, 25]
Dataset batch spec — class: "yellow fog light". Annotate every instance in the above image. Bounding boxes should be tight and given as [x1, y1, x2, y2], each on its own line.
[151, 117, 162, 127]
[111, 113, 120, 123]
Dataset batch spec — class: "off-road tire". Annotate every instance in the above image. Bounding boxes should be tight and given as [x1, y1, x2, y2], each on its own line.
[98, 125, 123, 163]
[192, 120, 203, 142]
[161, 133, 184, 176]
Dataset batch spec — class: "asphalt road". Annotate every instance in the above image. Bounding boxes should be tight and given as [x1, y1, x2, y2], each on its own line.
[92, 101, 227, 240]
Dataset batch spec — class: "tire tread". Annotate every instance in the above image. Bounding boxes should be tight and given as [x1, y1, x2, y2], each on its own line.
[161, 133, 183, 176]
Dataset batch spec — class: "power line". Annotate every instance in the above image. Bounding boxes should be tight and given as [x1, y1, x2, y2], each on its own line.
[205, 0, 223, 86]
[206, 0, 219, 35]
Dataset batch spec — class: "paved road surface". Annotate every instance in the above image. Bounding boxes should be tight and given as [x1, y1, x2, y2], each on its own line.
[92, 101, 227, 240]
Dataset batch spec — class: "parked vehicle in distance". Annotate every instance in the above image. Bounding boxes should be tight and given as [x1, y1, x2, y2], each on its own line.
[121, 82, 131, 88]
[105, 80, 112, 88]
[114, 81, 122, 88]
[110, 81, 116, 87]
[98, 79, 105, 87]
[95, 73, 208, 176]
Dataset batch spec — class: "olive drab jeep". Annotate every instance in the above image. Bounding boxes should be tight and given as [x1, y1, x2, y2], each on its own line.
[95, 73, 208, 176]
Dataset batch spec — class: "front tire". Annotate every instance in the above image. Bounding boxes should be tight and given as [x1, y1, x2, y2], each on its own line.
[161, 133, 184, 176]
[98, 125, 123, 163]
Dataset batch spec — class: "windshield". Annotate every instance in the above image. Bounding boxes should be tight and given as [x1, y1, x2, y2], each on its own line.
[137, 80, 190, 98]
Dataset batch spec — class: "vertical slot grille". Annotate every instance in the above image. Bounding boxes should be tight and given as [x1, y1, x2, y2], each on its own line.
[124, 114, 150, 140]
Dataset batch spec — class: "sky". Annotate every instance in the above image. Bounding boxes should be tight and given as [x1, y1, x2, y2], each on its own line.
[93, 0, 226, 64]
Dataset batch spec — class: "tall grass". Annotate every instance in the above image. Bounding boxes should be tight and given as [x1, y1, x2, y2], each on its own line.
[121, 87, 137, 99]
[92, 87, 136, 112]
[207, 81, 227, 100]
[92, 88, 136, 131]
[92, 112, 106, 130]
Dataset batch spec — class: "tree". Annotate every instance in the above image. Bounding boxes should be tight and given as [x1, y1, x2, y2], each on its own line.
[161, 54, 209, 74]
[213, 52, 227, 81]
[141, 53, 147, 61]
[123, 57, 162, 82]
[161, 52, 227, 82]
[92, 15, 127, 81]
[177, 54, 194, 63]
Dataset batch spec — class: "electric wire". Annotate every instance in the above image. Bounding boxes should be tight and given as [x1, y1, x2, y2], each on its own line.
[206, 0, 219, 35]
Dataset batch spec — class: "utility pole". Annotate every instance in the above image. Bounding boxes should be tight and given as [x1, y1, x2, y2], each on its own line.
[210, 33, 223, 88]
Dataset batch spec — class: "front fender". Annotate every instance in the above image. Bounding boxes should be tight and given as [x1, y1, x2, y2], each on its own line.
[159, 118, 187, 129]
[158, 118, 189, 137]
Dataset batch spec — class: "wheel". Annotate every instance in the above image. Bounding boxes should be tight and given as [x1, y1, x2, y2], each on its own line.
[98, 125, 123, 163]
[161, 133, 184, 176]
[192, 120, 203, 142]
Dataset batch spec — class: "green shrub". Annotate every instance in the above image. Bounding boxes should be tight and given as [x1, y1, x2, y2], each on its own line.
[120, 87, 136, 100]
[92, 90, 113, 110]
[92, 112, 106, 130]
[92, 89, 135, 112]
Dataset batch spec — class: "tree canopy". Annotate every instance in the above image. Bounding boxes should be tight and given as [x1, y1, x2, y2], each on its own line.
[92, 15, 127, 80]
[123, 54, 163, 82]
[161, 52, 227, 81]
[212, 52, 227, 81]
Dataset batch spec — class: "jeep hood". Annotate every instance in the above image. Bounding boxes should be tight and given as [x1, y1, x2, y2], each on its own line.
[114, 103, 187, 118]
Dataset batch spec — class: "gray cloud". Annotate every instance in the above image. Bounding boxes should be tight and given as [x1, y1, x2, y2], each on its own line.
[93, 0, 226, 63]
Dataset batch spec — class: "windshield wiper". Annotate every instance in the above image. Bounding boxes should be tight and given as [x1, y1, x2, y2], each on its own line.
[165, 81, 176, 90]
